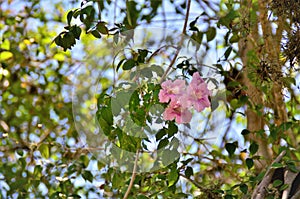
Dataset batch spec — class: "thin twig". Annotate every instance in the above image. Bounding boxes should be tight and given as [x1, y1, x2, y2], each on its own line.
[123, 149, 140, 199]
[160, 0, 192, 83]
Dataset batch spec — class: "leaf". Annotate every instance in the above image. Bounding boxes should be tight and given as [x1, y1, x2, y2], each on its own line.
[189, 16, 199, 31]
[185, 166, 193, 178]
[168, 167, 179, 187]
[161, 149, 180, 166]
[97, 22, 109, 34]
[241, 129, 250, 136]
[0, 51, 13, 61]
[206, 27, 216, 42]
[157, 138, 169, 150]
[240, 184, 248, 194]
[191, 31, 203, 45]
[272, 162, 284, 168]
[279, 184, 289, 191]
[168, 122, 178, 137]
[72, 25, 82, 40]
[230, 34, 240, 43]
[39, 143, 50, 159]
[122, 59, 136, 70]
[273, 179, 283, 187]
[137, 195, 149, 199]
[82, 170, 93, 182]
[249, 142, 259, 155]
[156, 128, 167, 141]
[91, 30, 101, 39]
[116, 58, 126, 71]
[246, 158, 254, 169]
[150, 64, 164, 76]
[67, 10, 73, 26]
[224, 46, 232, 60]
[181, 158, 193, 165]
[225, 142, 237, 156]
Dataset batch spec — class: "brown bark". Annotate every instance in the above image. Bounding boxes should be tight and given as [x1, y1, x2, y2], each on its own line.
[238, 0, 273, 171]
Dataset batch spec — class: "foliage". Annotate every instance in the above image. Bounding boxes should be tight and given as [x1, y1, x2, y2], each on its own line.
[1, 0, 300, 198]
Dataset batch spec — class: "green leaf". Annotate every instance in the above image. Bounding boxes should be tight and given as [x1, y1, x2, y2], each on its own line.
[39, 143, 50, 159]
[206, 27, 216, 42]
[249, 142, 259, 155]
[156, 128, 167, 141]
[168, 122, 178, 137]
[224, 46, 232, 60]
[137, 195, 149, 199]
[168, 167, 179, 187]
[97, 22, 109, 34]
[246, 158, 254, 169]
[67, 10, 73, 26]
[240, 184, 248, 194]
[72, 25, 82, 40]
[185, 166, 193, 178]
[225, 142, 237, 156]
[191, 31, 203, 45]
[157, 138, 169, 150]
[150, 64, 164, 76]
[116, 58, 126, 71]
[189, 16, 199, 31]
[273, 179, 283, 187]
[230, 34, 240, 43]
[161, 149, 180, 166]
[272, 162, 284, 168]
[279, 184, 289, 191]
[82, 170, 93, 182]
[241, 129, 250, 136]
[91, 30, 101, 39]
[123, 59, 136, 70]
[181, 158, 193, 165]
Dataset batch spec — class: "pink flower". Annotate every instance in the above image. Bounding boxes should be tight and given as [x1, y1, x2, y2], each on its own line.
[159, 79, 186, 103]
[186, 72, 210, 112]
[163, 101, 192, 124]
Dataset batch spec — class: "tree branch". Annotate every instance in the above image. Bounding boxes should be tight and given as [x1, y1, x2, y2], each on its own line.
[251, 150, 286, 199]
[160, 0, 191, 83]
[123, 149, 140, 199]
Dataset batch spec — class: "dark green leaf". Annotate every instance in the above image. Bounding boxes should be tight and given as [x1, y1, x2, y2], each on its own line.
[158, 138, 169, 150]
[82, 170, 93, 182]
[246, 158, 254, 169]
[185, 166, 193, 178]
[67, 10, 73, 26]
[241, 129, 250, 136]
[206, 27, 216, 42]
[156, 128, 167, 141]
[240, 184, 248, 194]
[91, 30, 102, 39]
[137, 195, 149, 199]
[181, 158, 193, 165]
[123, 59, 136, 70]
[225, 142, 237, 156]
[116, 58, 126, 71]
[224, 46, 232, 60]
[168, 122, 178, 137]
[72, 25, 82, 40]
[97, 22, 109, 34]
[249, 142, 259, 155]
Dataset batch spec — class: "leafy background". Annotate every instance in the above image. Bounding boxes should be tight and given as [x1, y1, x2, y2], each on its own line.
[1, 0, 300, 198]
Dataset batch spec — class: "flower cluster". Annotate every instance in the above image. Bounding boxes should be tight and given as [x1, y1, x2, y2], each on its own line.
[159, 72, 210, 124]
